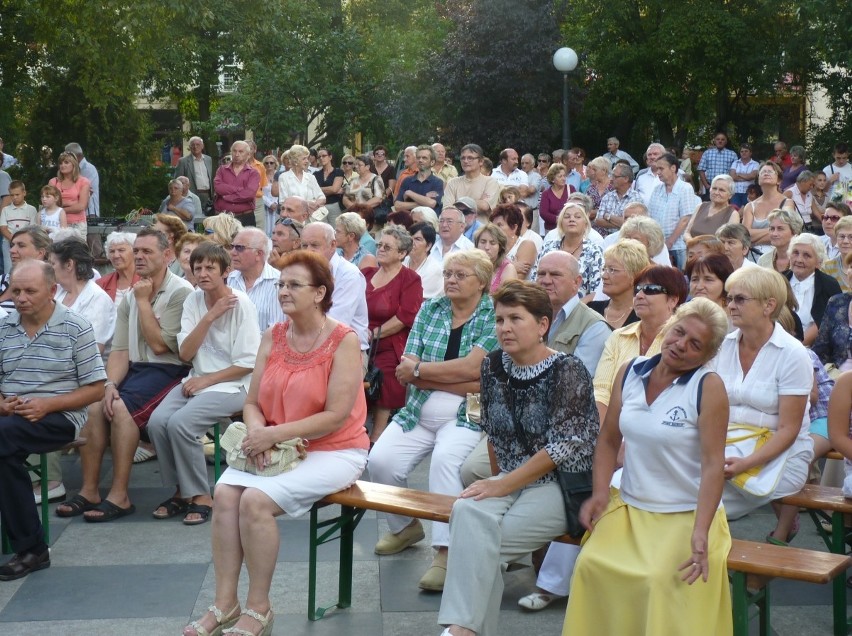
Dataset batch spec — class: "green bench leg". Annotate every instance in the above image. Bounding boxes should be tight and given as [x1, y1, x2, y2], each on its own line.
[307, 503, 365, 620]
[829, 513, 851, 636]
[731, 572, 771, 636]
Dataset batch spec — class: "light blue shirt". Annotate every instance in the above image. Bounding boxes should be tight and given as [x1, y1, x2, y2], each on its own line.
[227, 262, 284, 334]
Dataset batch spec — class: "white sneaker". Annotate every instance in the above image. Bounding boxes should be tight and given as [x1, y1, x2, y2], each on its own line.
[34, 483, 66, 505]
[517, 591, 564, 611]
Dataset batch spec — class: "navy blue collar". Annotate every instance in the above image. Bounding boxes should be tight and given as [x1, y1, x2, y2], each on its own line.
[633, 353, 701, 386]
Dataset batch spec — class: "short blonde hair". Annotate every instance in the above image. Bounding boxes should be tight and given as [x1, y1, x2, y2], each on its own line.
[556, 202, 591, 239]
[726, 266, 787, 320]
[202, 213, 244, 247]
[604, 238, 651, 278]
[336, 212, 367, 238]
[587, 156, 611, 175]
[835, 215, 852, 237]
[788, 232, 827, 267]
[767, 208, 803, 235]
[663, 297, 729, 361]
[287, 144, 310, 162]
[474, 223, 508, 263]
[444, 249, 494, 292]
[620, 216, 665, 257]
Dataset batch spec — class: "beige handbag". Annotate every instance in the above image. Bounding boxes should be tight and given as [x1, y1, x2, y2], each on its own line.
[219, 421, 307, 477]
[465, 393, 481, 424]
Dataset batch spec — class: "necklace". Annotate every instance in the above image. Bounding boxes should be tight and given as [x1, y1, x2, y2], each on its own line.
[289, 315, 328, 353]
[638, 328, 654, 355]
[604, 305, 628, 324]
[561, 236, 582, 256]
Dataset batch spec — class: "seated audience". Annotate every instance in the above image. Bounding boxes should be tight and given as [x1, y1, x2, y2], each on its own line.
[153, 213, 189, 276]
[438, 281, 598, 636]
[404, 222, 444, 300]
[715, 223, 757, 270]
[269, 217, 303, 268]
[490, 204, 537, 280]
[685, 253, 733, 309]
[474, 223, 517, 293]
[148, 243, 260, 527]
[97, 232, 140, 308]
[784, 233, 840, 346]
[564, 298, 732, 636]
[812, 251, 852, 372]
[587, 239, 649, 329]
[183, 251, 368, 636]
[174, 233, 210, 286]
[821, 215, 852, 292]
[159, 178, 197, 228]
[335, 212, 378, 270]
[226, 228, 284, 334]
[756, 208, 803, 274]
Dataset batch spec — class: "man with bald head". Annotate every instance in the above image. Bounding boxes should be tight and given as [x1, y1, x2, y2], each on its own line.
[226, 227, 283, 333]
[432, 143, 458, 183]
[491, 148, 528, 188]
[300, 223, 369, 354]
[213, 140, 260, 227]
[0, 260, 105, 579]
[280, 196, 310, 224]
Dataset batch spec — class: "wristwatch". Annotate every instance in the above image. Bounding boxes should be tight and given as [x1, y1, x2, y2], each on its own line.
[604, 212, 612, 222]
[413, 362, 422, 378]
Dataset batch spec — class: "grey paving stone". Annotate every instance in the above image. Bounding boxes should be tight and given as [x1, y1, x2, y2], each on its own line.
[0, 616, 186, 636]
[276, 516, 379, 563]
[0, 564, 207, 622]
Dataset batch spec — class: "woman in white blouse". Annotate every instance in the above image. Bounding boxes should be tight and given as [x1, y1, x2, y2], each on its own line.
[712, 266, 812, 544]
[277, 145, 325, 213]
[403, 222, 444, 300]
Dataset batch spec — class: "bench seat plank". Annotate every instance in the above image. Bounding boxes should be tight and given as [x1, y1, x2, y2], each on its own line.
[778, 484, 852, 514]
[322, 481, 454, 522]
[728, 539, 850, 583]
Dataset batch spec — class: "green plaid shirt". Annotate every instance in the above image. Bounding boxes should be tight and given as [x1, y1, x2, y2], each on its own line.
[392, 293, 497, 432]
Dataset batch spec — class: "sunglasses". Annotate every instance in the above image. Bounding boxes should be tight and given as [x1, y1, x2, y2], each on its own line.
[230, 244, 259, 253]
[275, 217, 302, 237]
[263, 161, 276, 166]
[342, 161, 354, 165]
[634, 283, 668, 296]
[726, 294, 756, 306]
[824, 215, 842, 222]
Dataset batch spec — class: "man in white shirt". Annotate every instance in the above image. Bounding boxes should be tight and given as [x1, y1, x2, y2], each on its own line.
[226, 228, 284, 333]
[431, 206, 474, 263]
[633, 143, 667, 204]
[520, 153, 542, 211]
[300, 223, 369, 356]
[491, 148, 529, 189]
[729, 143, 760, 208]
[602, 137, 639, 175]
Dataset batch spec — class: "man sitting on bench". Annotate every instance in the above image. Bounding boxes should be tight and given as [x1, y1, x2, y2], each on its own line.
[0, 260, 106, 580]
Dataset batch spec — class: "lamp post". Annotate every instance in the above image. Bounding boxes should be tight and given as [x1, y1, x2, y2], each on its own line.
[553, 47, 578, 150]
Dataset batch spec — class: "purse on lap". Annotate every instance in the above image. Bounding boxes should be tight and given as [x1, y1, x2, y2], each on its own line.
[219, 421, 307, 477]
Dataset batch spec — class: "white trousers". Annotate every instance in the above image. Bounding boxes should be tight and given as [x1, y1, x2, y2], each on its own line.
[367, 391, 480, 547]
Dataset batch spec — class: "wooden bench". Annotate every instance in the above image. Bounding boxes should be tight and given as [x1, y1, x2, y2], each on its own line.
[778, 484, 852, 636]
[309, 480, 850, 634]
[1, 438, 87, 555]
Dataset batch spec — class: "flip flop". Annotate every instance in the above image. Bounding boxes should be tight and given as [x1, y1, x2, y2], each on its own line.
[84, 500, 136, 523]
[152, 497, 189, 520]
[183, 503, 212, 526]
[133, 445, 157, 463]
[55, 493, 99, 518]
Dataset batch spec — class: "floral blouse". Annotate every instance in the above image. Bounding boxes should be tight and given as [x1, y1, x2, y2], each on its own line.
[529, 237, 604, 298]
[586, 181, 614, 210]
[479, 350, 598, 483]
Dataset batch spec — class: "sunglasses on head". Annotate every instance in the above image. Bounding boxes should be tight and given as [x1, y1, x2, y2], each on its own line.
[275, 217, 302, 236]
[635, 283, 668, 296]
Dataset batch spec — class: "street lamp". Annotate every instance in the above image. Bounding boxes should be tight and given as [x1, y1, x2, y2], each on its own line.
[553, 47, 578, 150]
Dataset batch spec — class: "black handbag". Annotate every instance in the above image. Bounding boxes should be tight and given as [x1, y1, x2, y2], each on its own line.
[364, 326, 383, 402]
[505, 364, 593, 539]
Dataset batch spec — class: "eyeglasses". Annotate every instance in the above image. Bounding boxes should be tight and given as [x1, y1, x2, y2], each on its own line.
[602, 267, 625, 275]
[342, 161, 354, 165]
[460, 155, 480, 162]
[275, 280, 317, 291]
[317, 153, 329, 158]
[836, 233, 852, 241]
[263, 161, 276, 165]
[824, 215, 843, 222]
[726, 294, 756, 306]
[230, 244, 259, 253]
[634, 283, 668, 296]
[538, 159, 550, 163]
[438, 218, 463, 226]
[275, 217, 301, 237]
[443, 270, 476, 280]
[376, 242, 400, 251]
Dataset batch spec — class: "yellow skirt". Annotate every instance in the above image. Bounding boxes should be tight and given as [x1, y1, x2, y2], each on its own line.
[562, 493, 732, 636]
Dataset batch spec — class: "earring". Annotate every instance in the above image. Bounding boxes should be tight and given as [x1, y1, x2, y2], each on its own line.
[538, 336, 544, 343]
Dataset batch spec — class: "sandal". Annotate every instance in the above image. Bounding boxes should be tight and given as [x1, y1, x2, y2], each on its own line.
[183, 503, 213, 526]
[152, 497, 189, 520]
[133, 445, 157, 464]
[184, 603, 240, 636]
[223, 608, 273, 636]
[83, 500, 136, 523]
[518, 591, 564, 610]
[55, 493, 99, 518]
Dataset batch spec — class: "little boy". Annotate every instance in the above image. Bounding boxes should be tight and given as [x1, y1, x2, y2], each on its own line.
[0, 181, 38, 275]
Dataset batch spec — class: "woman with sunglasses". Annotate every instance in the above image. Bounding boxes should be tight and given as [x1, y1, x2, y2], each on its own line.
[594, 266, 688, 422]
[713, 267, 812, 544]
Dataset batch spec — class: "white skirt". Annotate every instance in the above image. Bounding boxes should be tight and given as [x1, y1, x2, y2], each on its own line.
[216, 448, 368, 517]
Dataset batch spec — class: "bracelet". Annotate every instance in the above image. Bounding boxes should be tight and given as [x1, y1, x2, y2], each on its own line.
[104, 381, 116, 389]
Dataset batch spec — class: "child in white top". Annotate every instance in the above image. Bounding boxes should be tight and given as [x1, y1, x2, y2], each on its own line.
[39, 184, 67, 236]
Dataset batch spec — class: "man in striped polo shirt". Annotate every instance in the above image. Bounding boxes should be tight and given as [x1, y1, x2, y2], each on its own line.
[0, 260, 106, 580]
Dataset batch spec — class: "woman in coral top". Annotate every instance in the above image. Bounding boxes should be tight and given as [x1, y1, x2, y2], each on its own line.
[183, 250, 369, 636]
[48, 151, 91, 236]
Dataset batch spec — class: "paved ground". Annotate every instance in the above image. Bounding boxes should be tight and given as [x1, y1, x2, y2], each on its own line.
[0, 451, 848, 635]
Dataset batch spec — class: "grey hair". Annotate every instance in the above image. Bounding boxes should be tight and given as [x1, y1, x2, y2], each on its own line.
[64, 142, 84, 157]
[411, 206, 439, 230]
[796, 170, 815, 185]
[788, 232, 827, 266]
[105, 231, 138, 251]
[189, 136, 203, 145]
[710, 173, 735, 196]
[239, 227, 272, 259]
[381, 226, 413, 255]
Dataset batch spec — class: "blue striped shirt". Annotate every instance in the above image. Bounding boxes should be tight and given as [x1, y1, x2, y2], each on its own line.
[227, 262, 285, 333]
[0, 303, 106, 432]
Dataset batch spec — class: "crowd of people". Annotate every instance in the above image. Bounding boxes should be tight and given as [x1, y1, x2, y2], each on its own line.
[1, 133, 852, 636]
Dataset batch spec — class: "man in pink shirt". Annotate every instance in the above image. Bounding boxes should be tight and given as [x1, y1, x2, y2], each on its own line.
[213, 140, 260, 227]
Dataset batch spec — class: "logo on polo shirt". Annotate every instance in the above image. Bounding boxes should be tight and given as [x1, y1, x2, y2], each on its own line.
[661, 406, 688, 428]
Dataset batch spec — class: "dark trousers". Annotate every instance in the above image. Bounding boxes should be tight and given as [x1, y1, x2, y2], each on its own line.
[0, 413, 75, 553]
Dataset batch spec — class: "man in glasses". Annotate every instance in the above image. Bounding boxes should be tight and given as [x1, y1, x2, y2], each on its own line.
[443, 143, 500, 215]
[174, 136, 213, 212]
[226, 227, 284, 332]
[61, 228, 193, 523]
[270, 217, 303, 268]
[431, 206, 474, 263]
